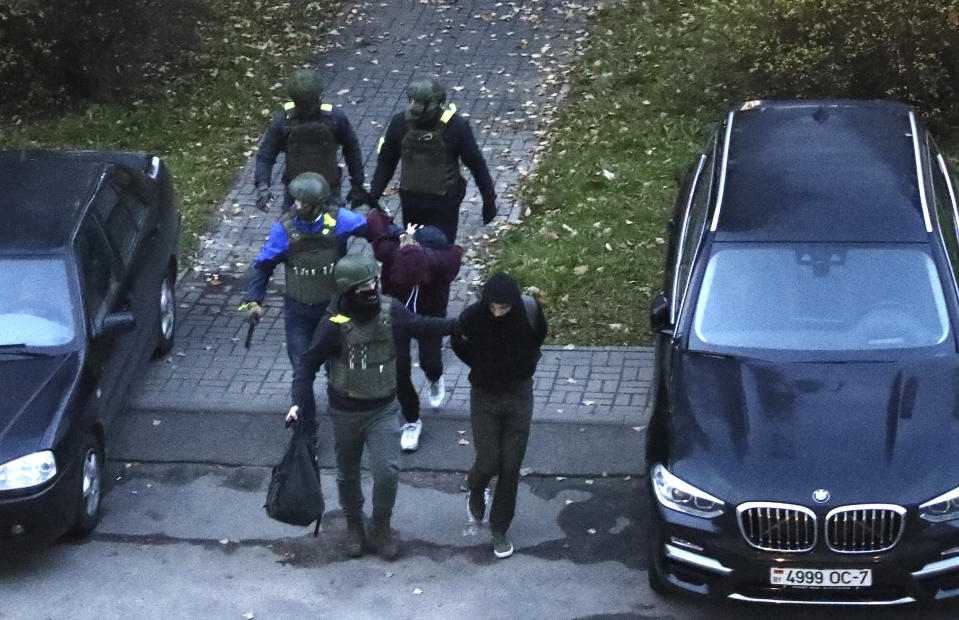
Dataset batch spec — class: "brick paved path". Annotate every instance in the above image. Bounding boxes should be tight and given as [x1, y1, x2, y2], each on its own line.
[132, 0, 654, 427]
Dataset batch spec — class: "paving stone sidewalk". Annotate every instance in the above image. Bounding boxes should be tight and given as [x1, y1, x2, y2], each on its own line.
[131, 0, 654, 427]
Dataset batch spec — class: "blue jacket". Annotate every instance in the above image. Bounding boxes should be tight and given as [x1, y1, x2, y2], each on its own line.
[244, 207, 368, 304]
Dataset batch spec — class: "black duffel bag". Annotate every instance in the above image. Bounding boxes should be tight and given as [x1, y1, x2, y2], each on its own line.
[265, 420, 324, 535]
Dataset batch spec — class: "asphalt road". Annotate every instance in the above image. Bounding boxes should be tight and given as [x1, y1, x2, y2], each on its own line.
[2, 418, 957, 619]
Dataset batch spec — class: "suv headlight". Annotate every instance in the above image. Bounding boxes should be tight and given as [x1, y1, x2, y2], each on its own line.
[920, 486, 959, 523]
[652, 464, 725, 519]
[0, 451, 57, 491]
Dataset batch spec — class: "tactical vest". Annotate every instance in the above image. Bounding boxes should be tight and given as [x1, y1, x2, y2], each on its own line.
[327, 299, 397, 400]
[283, 102, 339, 185]
[281, 211, 340, 305]
[399, 104, 460, 196]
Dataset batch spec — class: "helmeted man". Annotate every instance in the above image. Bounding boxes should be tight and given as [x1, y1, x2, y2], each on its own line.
[255, 68, 370, 211]
[369, 76, 498, 243]
[288, 254, 457, 560]
[240, 172, 369, 438]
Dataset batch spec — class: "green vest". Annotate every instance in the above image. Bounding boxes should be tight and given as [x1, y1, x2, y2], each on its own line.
[283, 101, 340, 185]
[399, 103, 459, 196]
[281, 211, 340, 305]
[327, 299, 397, 400]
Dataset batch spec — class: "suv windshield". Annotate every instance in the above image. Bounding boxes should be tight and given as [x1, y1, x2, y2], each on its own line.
[0, 256, 77, 347]
[690, 243, 951, 352]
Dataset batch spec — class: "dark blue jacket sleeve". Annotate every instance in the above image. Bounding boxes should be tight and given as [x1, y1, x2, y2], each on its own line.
[451, 116, 496, 206]
[255, 111, 287, 187]
[330, 109, 365, 192]
[244, 222, 289, 303]
[369, 114, 405, 200]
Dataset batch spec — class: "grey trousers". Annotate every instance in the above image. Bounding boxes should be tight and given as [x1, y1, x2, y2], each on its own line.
[466, 379, 534, 535]
[329, 400, 401, 525]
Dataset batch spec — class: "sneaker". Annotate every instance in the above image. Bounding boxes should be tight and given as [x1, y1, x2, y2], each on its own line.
[400, 419, 423, 452]
[467, 487, 492, 523]
[492, 532, 514, 559]
[428, 376, 445, 409]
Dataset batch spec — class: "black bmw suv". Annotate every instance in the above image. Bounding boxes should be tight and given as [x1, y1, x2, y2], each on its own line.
[647, 100, 959, 605]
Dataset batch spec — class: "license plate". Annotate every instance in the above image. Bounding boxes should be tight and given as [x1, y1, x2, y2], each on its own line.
[770, 567, 872, 588]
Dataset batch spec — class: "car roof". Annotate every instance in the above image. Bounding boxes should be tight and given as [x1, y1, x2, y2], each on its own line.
[714, 100, 929, 243]
[0, 150, 108, 251]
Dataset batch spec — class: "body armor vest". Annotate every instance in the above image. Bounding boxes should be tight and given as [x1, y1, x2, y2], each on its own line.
[327, 299, 396, 400]
[281, 212, 340, 304]
[399, 104, 460, 196]
[284, 103, 339, 185]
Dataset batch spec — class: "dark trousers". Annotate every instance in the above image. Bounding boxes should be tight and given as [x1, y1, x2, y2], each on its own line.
[329, 400, 401, 525]
[397, 333, 445, 425]
[284, 296, 330, 436]
[466, 379, 534, 535]
[400, 177, 466, 242]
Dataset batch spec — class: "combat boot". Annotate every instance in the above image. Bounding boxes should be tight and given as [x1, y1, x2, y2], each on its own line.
[345, 514, 366, 558]
[371, 519, 398, 561]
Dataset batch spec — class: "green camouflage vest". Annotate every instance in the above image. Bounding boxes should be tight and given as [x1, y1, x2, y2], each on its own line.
[283, 101, 339, 185]
[327, 298, 396, 400]
[399, 103, 459, 196]
[281, 211, 340, 305]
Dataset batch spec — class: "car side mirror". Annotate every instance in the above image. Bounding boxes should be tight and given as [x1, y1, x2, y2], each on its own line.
[649, 292, 672, 332]
[100, 311, 136, 336]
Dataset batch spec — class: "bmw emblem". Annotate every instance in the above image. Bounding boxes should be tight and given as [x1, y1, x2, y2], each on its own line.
[812, 489, 830, 503]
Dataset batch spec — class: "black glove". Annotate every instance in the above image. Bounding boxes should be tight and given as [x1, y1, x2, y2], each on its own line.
[482, 200, 497, 225]
[255, 184, 274, 212]
[348, 187, 372, 210]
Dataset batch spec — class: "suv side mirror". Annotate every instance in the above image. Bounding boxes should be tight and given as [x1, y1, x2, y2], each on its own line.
[649, 292, 672, 332]
[100, 311, 136, 336]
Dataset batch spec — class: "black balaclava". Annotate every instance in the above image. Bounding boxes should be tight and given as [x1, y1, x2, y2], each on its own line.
[482, 272, 524, 315]
[345, 279, 381, 321]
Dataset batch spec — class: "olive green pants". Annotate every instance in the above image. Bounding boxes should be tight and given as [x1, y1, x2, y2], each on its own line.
[329, 400, 401, 525]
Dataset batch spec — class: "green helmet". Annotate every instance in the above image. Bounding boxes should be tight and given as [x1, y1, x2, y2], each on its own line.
[288, 172, 332, 221]
[406, 77, 447, 124]
[287, 69, 324, 111]
[334, 254, 381, 294]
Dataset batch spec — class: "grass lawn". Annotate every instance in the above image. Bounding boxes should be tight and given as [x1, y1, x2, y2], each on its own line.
[1, 0, 347, 260]
[492, 0, 959, 346]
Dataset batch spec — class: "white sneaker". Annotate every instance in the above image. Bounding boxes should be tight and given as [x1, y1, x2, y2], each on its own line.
[428, 376, 445, 409]
[400, 419, 423, 452]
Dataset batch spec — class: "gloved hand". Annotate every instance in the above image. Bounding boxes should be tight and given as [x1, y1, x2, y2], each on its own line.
[348, 187, 372, 210]
[482, 200, 497, 225]
[255, 184, 274, 212]
[238, 301, 262, 325]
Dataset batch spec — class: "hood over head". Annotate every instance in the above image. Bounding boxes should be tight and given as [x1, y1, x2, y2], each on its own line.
[481, 272, 523, 308]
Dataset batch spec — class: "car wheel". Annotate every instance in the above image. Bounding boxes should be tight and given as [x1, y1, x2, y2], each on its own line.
[69, 434, 104, 537]
[154, 270, 176, 357]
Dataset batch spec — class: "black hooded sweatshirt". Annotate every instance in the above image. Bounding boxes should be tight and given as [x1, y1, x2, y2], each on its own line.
[451, 273, 548, 390]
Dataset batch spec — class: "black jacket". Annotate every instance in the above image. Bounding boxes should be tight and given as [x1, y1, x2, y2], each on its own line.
[369, 111, 496, 213]
[451, 274, 548, 390]
[255, 106, 365, 193]
[291, 296, 456, 416]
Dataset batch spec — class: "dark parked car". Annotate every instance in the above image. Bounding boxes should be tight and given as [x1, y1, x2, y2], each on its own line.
[647, 100, 959, 605]
[0, 149, 179, 547]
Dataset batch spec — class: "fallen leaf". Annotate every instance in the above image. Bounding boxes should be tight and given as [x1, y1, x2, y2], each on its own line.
[585, 479, 594, 485]
[564, 499, 574, 505]
[219, 538, 230, 545]
[583, 400, 595, 406]
[152, 419, 162, 426]
[587, 528, 597, 535]
[242, 613, 255, 620]
[601, 168, 615, 180]
[412, 588, 424, 595]
[458, 438, 470, 445]
[573, 264, 588, 275]
[456, 430, 467, 435]
[632, 425, 646, 432]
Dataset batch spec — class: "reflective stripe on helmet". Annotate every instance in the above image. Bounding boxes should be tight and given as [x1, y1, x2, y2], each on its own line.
[283, 101, 296, 111]
[320, 103, 333, 112]
[377, 136, 385, 153]
[330, 314, 351, 324]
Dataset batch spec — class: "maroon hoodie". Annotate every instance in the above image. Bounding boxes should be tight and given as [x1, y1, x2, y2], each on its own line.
[367, 208, 464, 317]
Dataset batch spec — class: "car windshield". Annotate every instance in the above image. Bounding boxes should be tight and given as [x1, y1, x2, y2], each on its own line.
[0, 256, 77, 347]
[690, 243, 951, 352]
